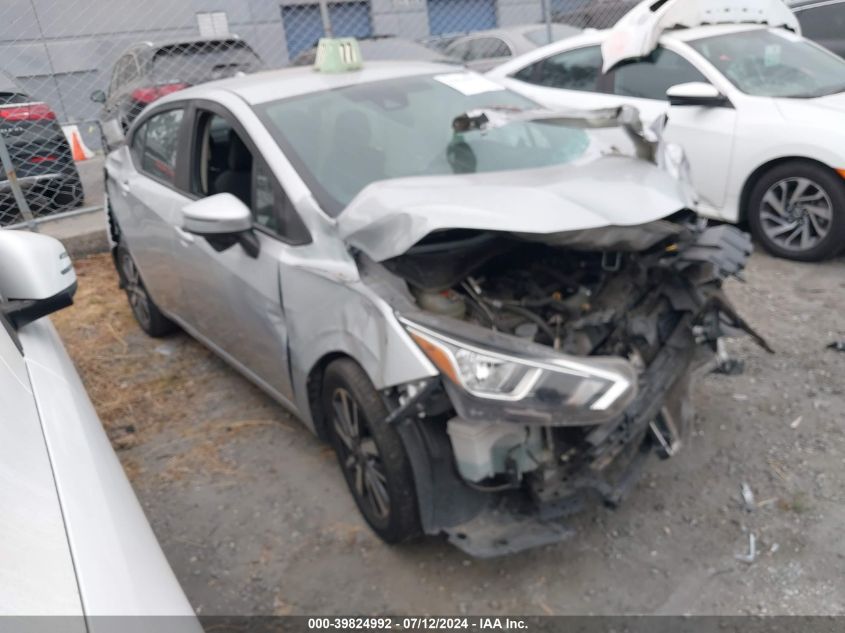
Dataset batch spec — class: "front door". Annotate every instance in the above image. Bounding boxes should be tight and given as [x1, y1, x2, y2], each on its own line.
[603, 46, 737, 214]
[173, 106, 302, 405]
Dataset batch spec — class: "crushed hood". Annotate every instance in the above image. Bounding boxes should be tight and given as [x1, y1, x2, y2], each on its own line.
[602, 0, 800, 72]
[338, 154, 690, 262]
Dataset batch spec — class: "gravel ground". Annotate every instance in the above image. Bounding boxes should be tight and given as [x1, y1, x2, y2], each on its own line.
[52, 250, 845, 616]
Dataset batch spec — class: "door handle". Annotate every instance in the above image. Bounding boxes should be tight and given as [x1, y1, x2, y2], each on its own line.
[174, 226, 195, 244]
[118, 179, 130, 194]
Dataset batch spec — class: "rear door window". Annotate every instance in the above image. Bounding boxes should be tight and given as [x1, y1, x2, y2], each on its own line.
[512, 45, 604, 91]
[133, 108, 184, 185]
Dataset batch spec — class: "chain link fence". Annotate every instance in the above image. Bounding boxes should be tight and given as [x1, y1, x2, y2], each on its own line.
[0, 0, 626, 228]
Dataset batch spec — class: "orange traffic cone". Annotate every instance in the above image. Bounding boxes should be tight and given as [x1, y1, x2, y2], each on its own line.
[63, 125, 93, 161]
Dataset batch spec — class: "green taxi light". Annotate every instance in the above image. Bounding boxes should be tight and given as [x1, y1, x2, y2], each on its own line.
[314, 37, 363, 73]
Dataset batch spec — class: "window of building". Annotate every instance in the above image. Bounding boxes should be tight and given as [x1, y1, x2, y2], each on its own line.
[197, 11, 230, 37]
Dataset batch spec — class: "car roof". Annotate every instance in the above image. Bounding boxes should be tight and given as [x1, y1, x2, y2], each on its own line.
[661, 22, 772, 41]
[487, 21, 774, 77]
[787, 0, 841, 7]
[163, 61, 464, 106]
[497, 21, 772, 60]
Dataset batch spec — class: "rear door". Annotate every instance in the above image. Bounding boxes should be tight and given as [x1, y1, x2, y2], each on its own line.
[108, 104, 189, 319]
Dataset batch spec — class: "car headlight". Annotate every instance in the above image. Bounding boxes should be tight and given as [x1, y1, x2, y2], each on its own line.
[400, 316, 637, 426]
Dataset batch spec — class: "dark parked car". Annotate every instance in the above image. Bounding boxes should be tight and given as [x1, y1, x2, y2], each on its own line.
[91, 36, 264, 140]
[0, 72, 83, 224]
[791, 0, 845, 58]
[553, 0, 639, 28]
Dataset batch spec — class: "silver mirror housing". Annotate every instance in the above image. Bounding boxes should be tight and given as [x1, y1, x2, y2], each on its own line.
[182, 193, 253, 236]
[0, 230, 77, 328]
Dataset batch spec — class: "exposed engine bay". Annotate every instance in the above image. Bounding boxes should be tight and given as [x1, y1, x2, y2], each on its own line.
[374, 216, 767, 556]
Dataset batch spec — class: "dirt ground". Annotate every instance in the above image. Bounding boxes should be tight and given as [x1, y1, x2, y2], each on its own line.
[53, 250, 845, 616]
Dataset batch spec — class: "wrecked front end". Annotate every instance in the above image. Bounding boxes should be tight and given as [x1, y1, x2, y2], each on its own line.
[368, 217, 766, 557]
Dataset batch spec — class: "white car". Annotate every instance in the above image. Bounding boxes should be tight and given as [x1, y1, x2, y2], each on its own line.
[0, 229, 201, 628]
[488, 0, 845, 261]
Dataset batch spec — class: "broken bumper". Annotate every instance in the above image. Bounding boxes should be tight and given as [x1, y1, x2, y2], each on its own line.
[396, 319, 706, 558]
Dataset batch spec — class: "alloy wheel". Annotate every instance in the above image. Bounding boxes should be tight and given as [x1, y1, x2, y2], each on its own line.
[120, 251, 152, 330]
[331, 387, 391, 520]
[759, 177, 833, 252]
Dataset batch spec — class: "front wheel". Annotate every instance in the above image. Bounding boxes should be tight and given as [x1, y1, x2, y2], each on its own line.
[747, 162, 845, 261]
[321, 359, 422, 544]
[116, 242, 177, 337]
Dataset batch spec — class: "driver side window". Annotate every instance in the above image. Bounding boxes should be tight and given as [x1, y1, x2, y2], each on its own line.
[607, 47, 707, 100]
[191, 111, 310, 244]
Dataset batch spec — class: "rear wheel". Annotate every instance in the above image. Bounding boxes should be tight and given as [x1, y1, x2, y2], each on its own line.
[116, 242, 176, 337]
[321, 358, 421, 544]
[748, 161, 845, 261]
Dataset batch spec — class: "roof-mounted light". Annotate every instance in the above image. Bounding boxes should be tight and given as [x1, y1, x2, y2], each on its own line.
[314, 37, 363, 73]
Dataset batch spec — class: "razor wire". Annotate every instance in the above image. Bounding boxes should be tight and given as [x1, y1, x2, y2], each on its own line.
[0, 0, 627, 228]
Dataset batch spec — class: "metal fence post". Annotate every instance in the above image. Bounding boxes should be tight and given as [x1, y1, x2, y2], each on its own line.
[319, 0, 334, 37]
[541, 0, 553, 44]
[0, 133, 39, 233]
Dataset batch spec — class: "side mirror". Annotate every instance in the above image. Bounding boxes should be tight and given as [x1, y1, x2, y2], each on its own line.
[182, 193, 259, 257]
[90, 89, 107, 104]
[0, 231, 77, 328]
[666, 82, 731, 108]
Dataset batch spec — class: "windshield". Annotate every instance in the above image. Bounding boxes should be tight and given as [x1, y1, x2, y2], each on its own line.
[255, 73, 591, 215]
[689, 28, 845, 98]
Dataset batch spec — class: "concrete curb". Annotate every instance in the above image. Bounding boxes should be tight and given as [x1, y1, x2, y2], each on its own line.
[38, 209, 110, 258]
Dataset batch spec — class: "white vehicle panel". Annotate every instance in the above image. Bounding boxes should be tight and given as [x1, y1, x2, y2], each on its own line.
[18, 318, 200, 623]
[0, 326, 83, 617]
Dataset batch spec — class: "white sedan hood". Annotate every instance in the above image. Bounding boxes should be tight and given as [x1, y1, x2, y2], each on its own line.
[775, 91, 845, 123]
[602, 0, 800, 71]
[338, 154, 689, 262]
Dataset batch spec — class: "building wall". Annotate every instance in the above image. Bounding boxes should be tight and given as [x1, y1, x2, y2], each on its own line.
[0, 0, 547, 123]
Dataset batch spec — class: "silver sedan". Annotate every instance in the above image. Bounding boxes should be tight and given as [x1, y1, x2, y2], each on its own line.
[105, 58, 763, 556]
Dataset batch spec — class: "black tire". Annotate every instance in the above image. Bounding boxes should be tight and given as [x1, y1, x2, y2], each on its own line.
[321, 358, 422, 544]
[747, 161, 845, 261]
[116, 242, 177, 337]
